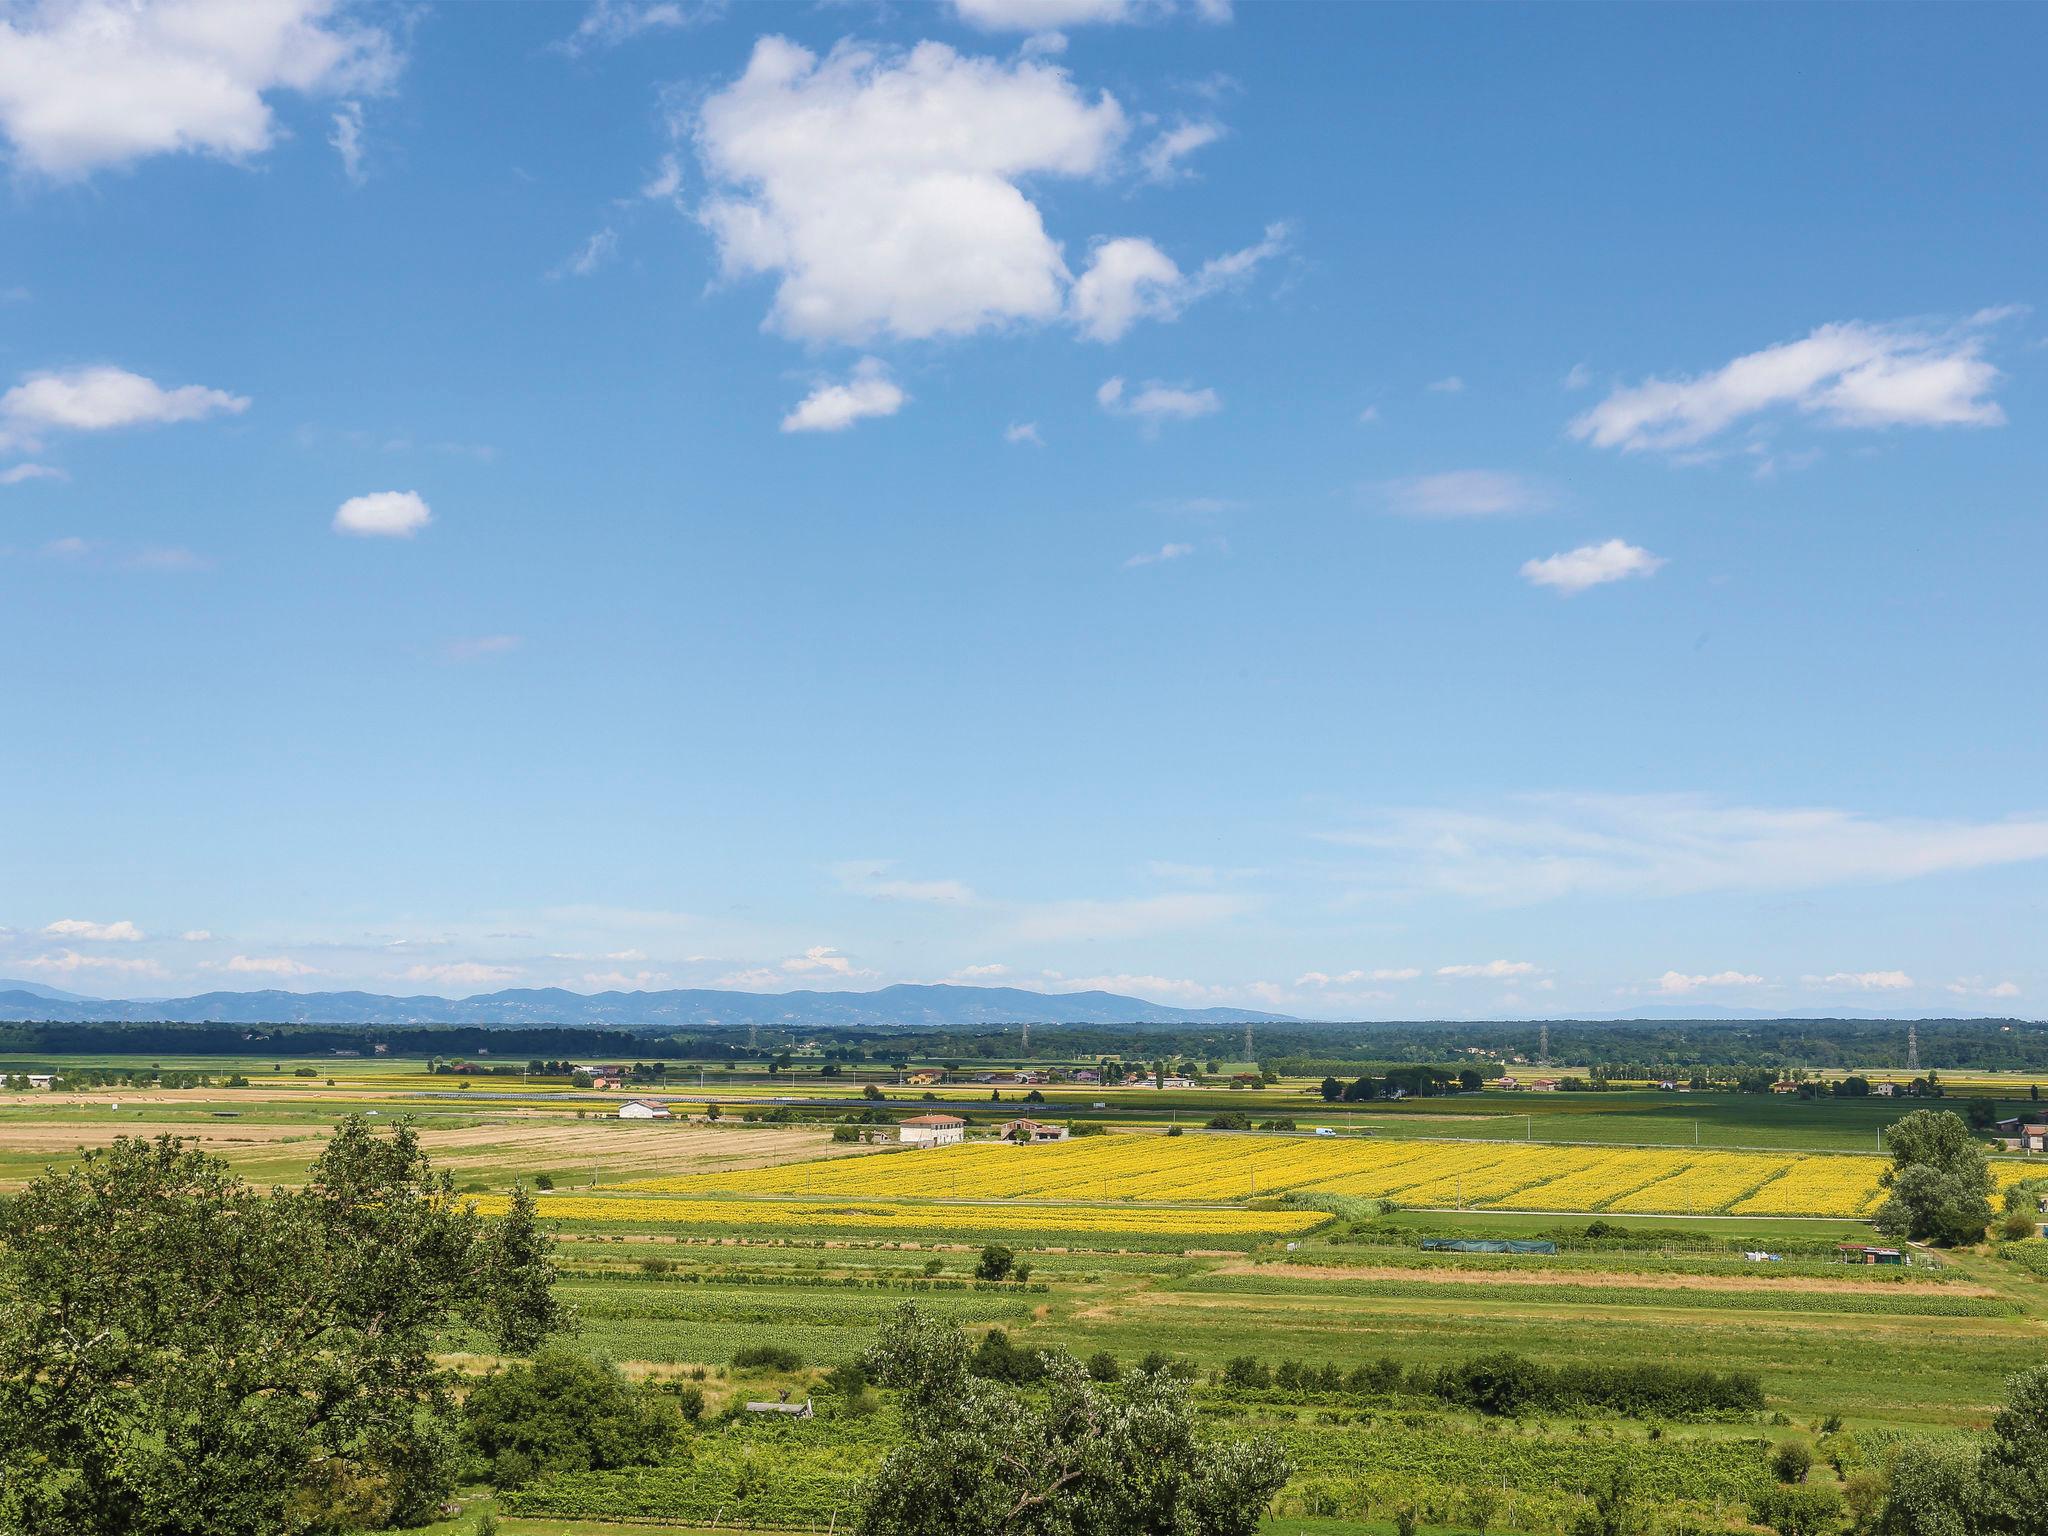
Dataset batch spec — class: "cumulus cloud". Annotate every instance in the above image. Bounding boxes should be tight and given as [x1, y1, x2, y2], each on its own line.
[42, 918, 143, 941]
[0, 0, 400, 178]
[1324, 792, 2048, 904]
[1818, 970, 1915, 991]
[953, 962, 1011, 978]
[948, 0, 1231, 30]
[180, 930, 214, 942]
[1096, 376, 1220, 425]
[333, 489, 431, 537]
[1436, 960, 1538, 979]
[694, 37, 1126, 344]
[1, 366, 248, 450]
[781, 357, 906, 433]
[1069, 222, 1286, 342]
[1947, 977, 2020, 999]
[1571, 314, 2013, 454]
[775, 946, 875, 979]
[1380, 470, 1549, 518]
[1122, 541, 1192, 568]
[1520, 539, 1665, 595]
[1655, 969, 1764, 994]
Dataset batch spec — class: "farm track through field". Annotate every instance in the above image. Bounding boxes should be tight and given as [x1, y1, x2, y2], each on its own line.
[1220, 1261, 1999, 1296]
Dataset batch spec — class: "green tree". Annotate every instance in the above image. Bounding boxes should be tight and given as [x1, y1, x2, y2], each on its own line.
[0, 1117, 567, 1536]
[1873, 1110, 1994, 1246]
[1976, 1365, 2048, 1535]
[854, 1304, 1287, 1536]
[1877, 1439, 1979, 1536]
[974, 1244, 1015, 1282]
[462, 1348, 679, 1490]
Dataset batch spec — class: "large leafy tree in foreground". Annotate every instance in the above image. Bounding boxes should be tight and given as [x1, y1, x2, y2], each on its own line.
[0, 1117, 566, 1536]
[855, 1303, 1288, 1536]
[1879, 1366, 2048, 1536]
[1873, 1109, 1995, 1246]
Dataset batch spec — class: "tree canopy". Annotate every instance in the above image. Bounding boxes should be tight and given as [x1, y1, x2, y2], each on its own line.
[853, 1303, 1288, 1536]
[0, 1116, 567, 1536]
[1873, 1109, 1995, 1246]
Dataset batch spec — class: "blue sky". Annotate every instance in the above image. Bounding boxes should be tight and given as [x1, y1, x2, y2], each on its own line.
[2, 0, 2045, 1019]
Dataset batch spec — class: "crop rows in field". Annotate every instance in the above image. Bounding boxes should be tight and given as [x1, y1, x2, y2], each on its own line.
[1177, 1273, 2017, 1317]
[607, 1135, 2044, 1219]
[474, 1192, 1321, 1242]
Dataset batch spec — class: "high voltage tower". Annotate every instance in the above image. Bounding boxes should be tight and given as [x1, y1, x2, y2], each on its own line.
[747, 1021, 757, 1053]
[1907, 1021, 1919, 1073]
[1539, 1022, 1550, 1068]
[1244, 1021, 1254, 1064]
[1021, 1019, 1030, 1053]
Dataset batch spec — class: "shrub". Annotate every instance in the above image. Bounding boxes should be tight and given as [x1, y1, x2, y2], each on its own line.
[463, 1349, 680, 1491]
[1750, 1482, 1841, 1536]
[1086, 1351, 1121, 1382]
[534, 1174, 554, 1191]
[1771, 1441, 1814, 1484]
[974, 1244, 1015, 1282]
[731, 1343, 806, 1372]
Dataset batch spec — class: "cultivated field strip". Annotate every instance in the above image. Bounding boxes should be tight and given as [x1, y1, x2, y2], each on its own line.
[607, 1134, 2042, 1219]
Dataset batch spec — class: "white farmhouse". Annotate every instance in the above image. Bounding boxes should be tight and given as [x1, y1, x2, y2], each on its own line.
[897, 1113, 966, 1148]
[617, 1099, 672, 1120]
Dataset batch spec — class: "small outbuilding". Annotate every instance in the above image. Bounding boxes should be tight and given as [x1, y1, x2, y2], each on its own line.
[999, 1117, 1068, 1144]
[617, 1099, 673, 1120]
[898, 1113, 966, 1148]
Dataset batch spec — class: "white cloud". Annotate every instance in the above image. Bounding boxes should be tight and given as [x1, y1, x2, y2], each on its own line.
[21, 949, 165, 977]
[1571, 315, 2011, 454]
[1295, 967, 1418, 986]
[1004, 891, 1255, 944]
[1123, 541, 1192, 568]
[1426, 375, 1465, 394]
[560, 0, 711, 55]
[1004, 421, 1044, 446]
[329, 98, 364, 183]
[1357, 405, 1380, 425]
[42, 917, 143, 942]
[781, 357, 906, 434]
[1137, 117, 1222, 182]
[1380, 470, 1549, 518]
[834, 861, 977, 904]
[694, 37, 1126, 345]
[1437, 960, 1538, 979]
[179, 930, 214, 942]
[220, 953, 319, 978]
[1818, 970, 1915, 992]
[778, 945, 875, 979]
[1520, 539, 1665, 595]
[948, 0, 1231, 30]
[1096, 376, 1220, 425]
[1562, 362, 1593, 391]
[1069, 222, 1285, 343]
[1325, 792, 2048, 904]
[582, 968, 672, 990]
[1947, 977, 2021, 999]
[403, 960, 519, 988]
[0, 0, 400, 178]
[953, 962, 1010, 978]
[333, 489, 431, 537]
[0, 462, 65, 484]
[1, 366, 248, 450]
[640, 152, 683, 202]
[1655, 970, 1764, 994]
[555, 227, 618, 279]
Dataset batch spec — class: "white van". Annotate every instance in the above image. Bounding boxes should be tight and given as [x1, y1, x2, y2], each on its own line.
[1313, 1126, 1337, 1137]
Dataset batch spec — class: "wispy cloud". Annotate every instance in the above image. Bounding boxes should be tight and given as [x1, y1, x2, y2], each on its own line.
[1097, 376, 1221, 426]
[1437, 960, 1538, 979]
[1380, 470, 1550, 518]
[1123, 541, 1193, 568]
[1323, 792, 2048, 904]
[43, 918, 143, 942]
[833, 861, 978, 905]
[1571, 311, 2015, 454]
[1815, 970, 1914, 992]
[444, 634, 522, 662]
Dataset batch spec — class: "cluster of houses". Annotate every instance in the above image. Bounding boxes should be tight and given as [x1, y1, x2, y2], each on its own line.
[1494, 1076, 1560, 1092]
[894, 1114, 1069, 1147]
[1991, 1116, 2048, 1153]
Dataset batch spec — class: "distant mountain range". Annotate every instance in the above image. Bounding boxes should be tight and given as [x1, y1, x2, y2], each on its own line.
[0, 981, 1293, 1029]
